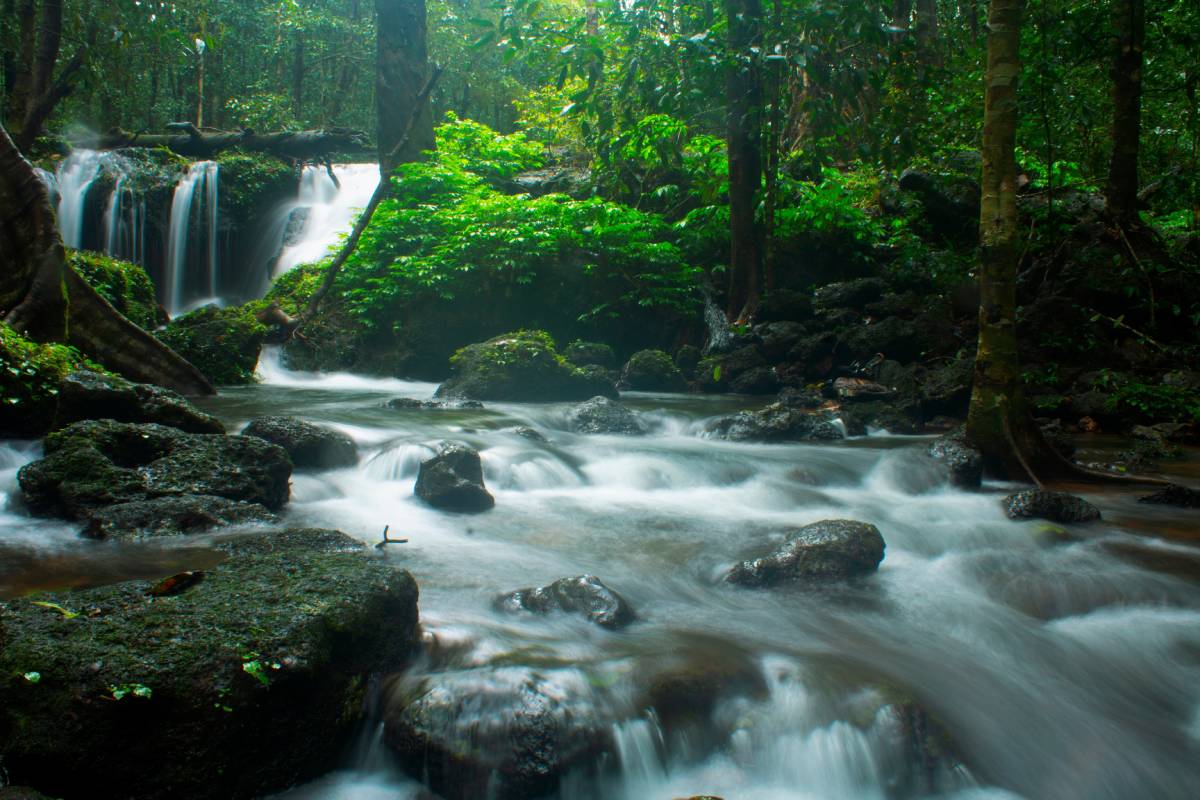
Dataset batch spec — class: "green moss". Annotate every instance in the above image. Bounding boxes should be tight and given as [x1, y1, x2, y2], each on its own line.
[0, 324, 103, 437]
[438, 330, 616, 401]
[155, 305, 268, 386]
[69, 251, 161, 330]
[215, 152, 296, 222]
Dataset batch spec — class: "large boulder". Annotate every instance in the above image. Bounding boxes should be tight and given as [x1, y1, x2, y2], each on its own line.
[54, 370, 225, 434]
[1138, 483, 1200, 509]
[813, 278, 885, 312]
[384, 667, 611, 800]
[81, 495, 277, 541]
[18, 421, 292, 518]
[155, 304, 268, 386]
[494, 575, 636, 629]
[696, 345, 768, 393]
[564, 340, 617, 369]
[414, 443, 495, 512]
[1003, 491, 1101, 523]
[704, 403, 844, 443]
[241, 416, 358, 469]
[619, 349, 688, 392]
[755, 321, 807, 361]
[897, 169, 981, 244]
[0, 529, 420, 800]
[726, 519, 886, 588]
[928, 429, 982, 489]
[435, 331, 616, 402]
[566, 396, 648, 436]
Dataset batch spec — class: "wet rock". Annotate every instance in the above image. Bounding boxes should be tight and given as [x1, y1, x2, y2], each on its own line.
[494, 575, 636, 629]
[838, 400, 921, 435]
[834, 377, 896, 402]
[54, 370, 225, 434]
[697, 346, 770, 392]
[919, 356, 973, 418]
[674, 345, 703, 377]
[642, 647, 767, 732]
[564, 341, 617, 369]
[567, 396, 648, 436]
[1039, 419, 1077, 459]
[840, 317, 923, 364]
[384, 667, 611, 800]
[813, 278, 886, 311]
[728, 366, 780, 395]
[0, 529, 420, 800]
[755, 321, 808, 361]
[726, 519, 886, 588]
[414, 443, 495, 512]
[756, 289, 814, 323]
[81, 495, 277, 541]
[1003, 491, 1101, 523]
[783, 331, 840, 379]
[241, 416, 358, 469]
[507, 166, 593, 198]
[387, 397, 486, 410]
[18, 421, 292, 518]
[1138, 484, 1200, 509]
[0, 789, 55, 800]
[928, 429, 982, 489]
[620, 349, 688, 392]
[776, 387, 824, 409]
[436, 331, 616, 402]
[705, 403, 844, 443]
[503, 426, 548, 442]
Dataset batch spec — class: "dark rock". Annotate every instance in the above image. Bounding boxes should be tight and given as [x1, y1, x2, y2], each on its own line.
[503, 426, 548, 442]
[1038, 419, 1077, 459]
[776, 387, 824, 409]
[81, 495, 277, 540]
[919, 356, 974, 418]
[494, 575, 635, 629]
[756, 289, 814, 323]
[18, 421, 293, 517]
[0, 529, 420, 800]
[897, 169, 981, 243]
[387, 397, 486, 410]
[567, 396, 648, 436]
[1138, 484, 1200, 509]
[436, 331, 616, 402]
[813, 278, 885, 311]
[696, 346, 769, 393]
[564, 341, 617, 369]
[728, 366, 780, 395]
[414, 443, 495, 512]
[834, 377, 896, 402]
[384, 668, 611, 800]
[508, 166, 593, 198]
[55, 370, 225, 434]
[575, 364, 619, 394]
[755, 321, 808, 361]
[241, 416, 358, 469]
[0, 789, 55, 800]
[674, 344, 703, 377]
[1003, 491, 1101, 523]
[726, 519, 886, 587]
[620, 349, 688, 392]
[642, 648, 767, 733]
[840, 317, 922, 363]
[705, 404, 844, 443]
[838, 400, 921, 435]
[928, 429, 982, 489]
[783, 331, 840, 379]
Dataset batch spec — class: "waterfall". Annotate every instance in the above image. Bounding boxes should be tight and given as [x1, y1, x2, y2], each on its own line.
[271, 163, 379, 277]
[53, 150, 106, 249]
[103, 175, 126, 256]
[165, 161, 220, 316]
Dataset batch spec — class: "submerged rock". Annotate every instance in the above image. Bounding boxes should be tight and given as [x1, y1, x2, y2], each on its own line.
[414, 442, 495, 512]
[1137, 483, 1200, 509]
[81, 495, 277, 540]
[494, 575, 636, 629]
[55, 370, 225, 434]
[241, 416, 358, 469]
[567, 396, 648, 436]
[0, 529, 420, 800]
[620, 349, 688, 392]
[705, 403, 844, 443]
[386, 397, 485, 410]
[726, 519, 886, 588]
[436, 331, 616, 402]
[1003, 490, 1101, 523]
[642, 647, 768, 732]
[928, 429, 982, 489]
[18, 420, 292, 518]
[384, 667, 611, 800]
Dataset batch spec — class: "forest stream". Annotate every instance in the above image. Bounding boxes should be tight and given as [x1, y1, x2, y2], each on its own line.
[5, 351, 1197, 800]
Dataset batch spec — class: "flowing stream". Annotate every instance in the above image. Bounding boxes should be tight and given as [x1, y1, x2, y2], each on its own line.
[2, 353, 1199, 799]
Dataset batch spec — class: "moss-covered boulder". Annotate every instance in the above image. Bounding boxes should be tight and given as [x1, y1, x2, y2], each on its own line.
[0, 528, 420, 800]
[18, 420, 292, 519]
[435, 331, 617, 402]
[619, 349, 688, 392]
[0, 325, 101, 438]
[69, 251, 162, 330]
[156, 305, 267, 386]
[55, 370, 224, 434]
[241, 416, 358, 470]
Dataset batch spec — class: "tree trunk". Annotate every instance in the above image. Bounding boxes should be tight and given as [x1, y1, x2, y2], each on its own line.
[1106, 0, 1144, 225]
[724, 0, 764, 323]
[292, 34, 305, 121]
[915, 0, 940, 64]
[376, 0, 435, 173]
[81, 125, 372, 160]
[5, 0, 36, 130]
[0, 122, 213, 394]
[30, 0, 62, 106]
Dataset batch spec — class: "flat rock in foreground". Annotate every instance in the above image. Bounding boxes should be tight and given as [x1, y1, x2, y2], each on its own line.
[0, 529, 420, 800]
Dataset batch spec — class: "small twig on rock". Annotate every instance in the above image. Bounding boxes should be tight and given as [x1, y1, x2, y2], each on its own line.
[374, 525, 409, 549]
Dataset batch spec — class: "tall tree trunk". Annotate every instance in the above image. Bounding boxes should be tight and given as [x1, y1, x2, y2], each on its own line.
[29, 0, 61, 106]
[376, 0, 435, 173]
[1106, 0, 1144, 225]
[5, 0, 36, 132]
[915, 0, 940, 64]
[724, 0, 764, 323]
[292, 34, 305, 122]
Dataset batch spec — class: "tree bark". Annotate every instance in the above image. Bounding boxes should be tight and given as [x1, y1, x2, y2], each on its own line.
[376, 0, 435, 173]
[724, 0, 764, 323]
[915, 0, 940, 64]
[1106, 0, 1144, 225]
[80, 126, 372, 160]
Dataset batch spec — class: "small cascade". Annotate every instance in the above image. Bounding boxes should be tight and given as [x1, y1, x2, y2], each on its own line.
[271, 163, 379, 277]
[102, 175, 126, 255]
[54, 149, 106, 248]
[164, 161, 221, 316]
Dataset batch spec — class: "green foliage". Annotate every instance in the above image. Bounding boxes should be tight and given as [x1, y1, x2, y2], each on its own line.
[1104, 380, 1200, 423]
[155, 305, 267, 386]
[69, 251, 160, 330]
[110, 683, 153, 701]
[0, 324, 102, 436]
[435, 112, 545, 181]
[215, 152, 297, 221]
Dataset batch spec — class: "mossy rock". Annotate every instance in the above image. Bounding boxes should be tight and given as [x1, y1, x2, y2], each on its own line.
[0, 528, 420, 800]
[435, 331, 617, 402]
[214, 152, 297, 223]
[156, 305, 267, 386]
[55, 370, 224, 434]
[0, 324, 102, 438]
[69, 251, 162, 330]
[619, 349, 688, 392]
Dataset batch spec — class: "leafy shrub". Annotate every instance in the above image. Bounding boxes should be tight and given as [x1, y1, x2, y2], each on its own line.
[435, 112, 545, 181]
[70, 251, 161, 330]
[0, 324, 102, 436]
[155, 305, 268, 386]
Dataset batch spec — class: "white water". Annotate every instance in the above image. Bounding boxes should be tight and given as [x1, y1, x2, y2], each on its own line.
[271, 163, 379, 277]
[52, 149, 106, 248]
[165, 161, 220, 315]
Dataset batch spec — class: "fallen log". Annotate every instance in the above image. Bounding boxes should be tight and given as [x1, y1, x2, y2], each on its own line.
[74, 124, 373, 160]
